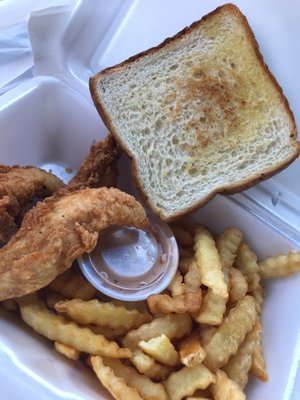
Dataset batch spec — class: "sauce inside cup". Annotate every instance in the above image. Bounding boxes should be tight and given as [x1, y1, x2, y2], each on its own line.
[78, 210, 179, 301]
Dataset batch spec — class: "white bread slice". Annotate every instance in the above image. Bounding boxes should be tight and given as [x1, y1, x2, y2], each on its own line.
[90, 3, 299, 222]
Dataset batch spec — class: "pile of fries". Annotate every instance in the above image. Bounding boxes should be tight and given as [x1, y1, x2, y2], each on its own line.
[2, 222, 300, 400]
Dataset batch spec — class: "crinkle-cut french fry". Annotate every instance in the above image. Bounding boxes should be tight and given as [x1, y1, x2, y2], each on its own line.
[259, 252, 300, 278]
[170, 224, 194, 247]
[187, 388, 212, 398]
[186, 396, 211, 400]
[90, 356, 143, 400]
[102, 357, 168, 400]
[147, 290, 202, 315]
[235, 243, 259, 276]
[223, 321, 260, 387]
[139, 334, 179, 366]
[198, 325, 217, 346]
[49, 269, 96, 300]
[229, 267, 248, 303]
[193, 289, 226, 326]
[250, 321, 268, 382]
[194, 227, 227, 298]
[55, 298, 152, 330]
[16, 295, 131, 358]
[130, 349, 173, 381]
[204, 295, 257, 370]
[54, 341, 80, 361]
[110, 299, 149, 314]
[168, 271, 185, 296]
[235, 242, 261, 295]
[217, 227, 243, 284]
[123, 314, 192, 350]
[87, 324, 129, 340]
[179, 256, 195, 274]
[163, 363, 215, 400]
[45, 292, 66, 310]
[179, 331, 206, 367]
[252, 282, 264, 314]
[211, 370, 245, 400]
[184, 261, 202, 293]
[247, 271, 261, 292]
[1, 298, 17, 311]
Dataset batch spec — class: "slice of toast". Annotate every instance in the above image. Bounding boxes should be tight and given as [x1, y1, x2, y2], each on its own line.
[90, 3, 299, 222]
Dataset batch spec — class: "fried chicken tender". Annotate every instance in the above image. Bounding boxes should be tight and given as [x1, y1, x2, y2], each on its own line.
[69, 134, 121, 188]
[0, 135, 121, 244]
[0, 187, 148, 301]
[0, 166, 64, 244]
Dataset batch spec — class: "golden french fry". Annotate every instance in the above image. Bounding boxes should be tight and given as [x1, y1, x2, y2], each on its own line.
[217, 227, 243, 284]
[211, 370, 245, 400]
[235, 242, 261, 293]
[198, 325, 217, 346]
[259, 252, 300, 278]
[171, 225, 194, 247]
[251, 283, 264, 312]
[184, 261, 202, 293]
[163, 363, 215, 400]
[55, 298, 152, 330]
[49, 269, 96, 300]
[194, 227, 227, 298]
[185, 396, 211, 400]
[193, 289, 227, 326]
[130, 349, 173, 381]
[250, 321, 268, 382]
[1, 299, 17, 311]
[54, 342, 80, 361]
[223, 321, 260, 387]
[147, 290, 202, 315]
[186, 388, 212, 398]
[204, 295, 257, 370]
[102, 357, 168, 400]
[247, 271, 261, 292]
[229, 267, 248, 303]
[168, 271, 185, 296]
[110, 299, 149, 314]
[139, 334, 179, 367]
[123, 314, 192, 350]
[90, 356, 143, 400]
[186, 397, 211, 400]
[16, 295, 131, 358]
[235, 243, 259, 276]
[179, 256, 195, 274]
[179, 331, 206, 367]
[87, 324, 128, 340]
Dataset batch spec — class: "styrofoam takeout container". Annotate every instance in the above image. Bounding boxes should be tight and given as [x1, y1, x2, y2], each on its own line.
[0, 0, 299, 399]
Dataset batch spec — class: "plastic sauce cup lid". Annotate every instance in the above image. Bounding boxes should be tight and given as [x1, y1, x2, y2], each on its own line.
[78, 210, 178, 301]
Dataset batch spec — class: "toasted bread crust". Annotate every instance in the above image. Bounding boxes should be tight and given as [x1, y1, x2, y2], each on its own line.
[89, 3, 299, 222]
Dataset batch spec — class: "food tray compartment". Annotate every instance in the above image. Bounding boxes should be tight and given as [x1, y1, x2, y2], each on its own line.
[0, 0, 299, 399]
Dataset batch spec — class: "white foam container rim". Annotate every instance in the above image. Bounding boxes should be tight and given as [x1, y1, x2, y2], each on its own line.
[0, 1, 299, 399]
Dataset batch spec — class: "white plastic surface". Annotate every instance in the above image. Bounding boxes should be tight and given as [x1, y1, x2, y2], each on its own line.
[0, 0, 299, 399]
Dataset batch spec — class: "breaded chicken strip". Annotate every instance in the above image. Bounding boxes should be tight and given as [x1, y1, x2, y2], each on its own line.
[0, 166, 64, 244]
[69, 134, 121, 188]
[0, 187, 147, 301]
[0, 136, 121, 244]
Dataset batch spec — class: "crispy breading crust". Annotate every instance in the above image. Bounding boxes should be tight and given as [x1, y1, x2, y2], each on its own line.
[0, 165, 64, 243]
[69, 134, 121, 188]
[0, 135, 121, 243]
[0, 187, 148, 301]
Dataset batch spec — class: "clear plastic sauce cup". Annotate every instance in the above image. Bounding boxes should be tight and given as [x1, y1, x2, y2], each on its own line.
[78, 210, 179, 301]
